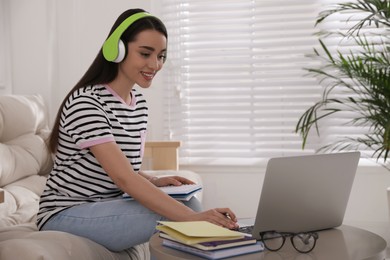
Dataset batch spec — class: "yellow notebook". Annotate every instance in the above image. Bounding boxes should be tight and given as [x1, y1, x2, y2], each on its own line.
[156, 221, 244, 245]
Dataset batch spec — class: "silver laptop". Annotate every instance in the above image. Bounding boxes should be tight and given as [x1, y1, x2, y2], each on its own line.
[246, 151, 360, 239]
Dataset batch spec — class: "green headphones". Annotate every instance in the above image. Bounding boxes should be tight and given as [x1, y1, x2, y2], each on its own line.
[102, 12, 152, 63]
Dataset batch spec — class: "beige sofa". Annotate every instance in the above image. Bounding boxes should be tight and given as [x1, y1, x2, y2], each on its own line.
[0, 94, 202, 260]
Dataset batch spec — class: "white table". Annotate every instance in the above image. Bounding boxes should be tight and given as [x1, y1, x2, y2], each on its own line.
[149, 225, 387, 260]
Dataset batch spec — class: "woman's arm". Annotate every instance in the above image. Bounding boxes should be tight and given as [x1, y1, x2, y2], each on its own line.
[90, 141, 238, 228]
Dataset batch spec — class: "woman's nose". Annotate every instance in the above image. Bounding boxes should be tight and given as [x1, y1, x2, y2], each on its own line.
[148, 56, 162, 70]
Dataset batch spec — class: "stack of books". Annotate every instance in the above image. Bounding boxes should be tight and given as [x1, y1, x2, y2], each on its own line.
[156, 221, 264, 259]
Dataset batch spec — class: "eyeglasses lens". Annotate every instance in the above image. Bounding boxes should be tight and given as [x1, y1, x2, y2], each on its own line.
[262, 232, 285, 251]
[292, 233, 317, 253]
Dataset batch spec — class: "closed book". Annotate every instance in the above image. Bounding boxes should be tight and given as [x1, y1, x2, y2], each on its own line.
[162, 238, 264, 260]
[160, 232, 257, 250]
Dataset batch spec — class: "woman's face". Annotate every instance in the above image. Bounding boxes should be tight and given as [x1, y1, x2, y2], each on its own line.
[119, 29, 167, 88]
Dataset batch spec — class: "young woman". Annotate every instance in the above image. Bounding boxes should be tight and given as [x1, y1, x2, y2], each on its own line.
[37, 8, 238, 252]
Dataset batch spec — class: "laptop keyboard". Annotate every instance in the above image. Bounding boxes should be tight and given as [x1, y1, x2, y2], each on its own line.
[237, 225, 254, 234]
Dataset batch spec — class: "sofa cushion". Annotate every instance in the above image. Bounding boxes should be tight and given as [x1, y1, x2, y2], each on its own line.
[0, 95, 49, 142]
[0, 95, 52, 187]
[0, 223, 150, 260]
[0, 175, 46, 227]
[0, 134, 52, 186]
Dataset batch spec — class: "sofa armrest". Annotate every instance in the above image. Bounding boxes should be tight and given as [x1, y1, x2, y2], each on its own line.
[0, 223, 150, 260]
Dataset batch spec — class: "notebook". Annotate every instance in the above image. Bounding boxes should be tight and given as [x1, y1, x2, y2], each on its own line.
[123, 183, 202, 201]
[240, 151, 360, 239]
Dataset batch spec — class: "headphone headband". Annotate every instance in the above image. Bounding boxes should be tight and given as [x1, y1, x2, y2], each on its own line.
[103, 12, 152, 62]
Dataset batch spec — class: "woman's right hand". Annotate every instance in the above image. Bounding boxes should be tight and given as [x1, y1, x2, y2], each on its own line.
[183, 207, 239, 230]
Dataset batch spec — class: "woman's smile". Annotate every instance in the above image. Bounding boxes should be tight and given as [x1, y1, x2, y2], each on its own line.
[141, 71, 155, 81]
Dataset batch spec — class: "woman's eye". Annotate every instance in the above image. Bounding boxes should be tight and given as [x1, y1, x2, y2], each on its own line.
[140, 52, 150, 57]
[159, 54, 167, 61]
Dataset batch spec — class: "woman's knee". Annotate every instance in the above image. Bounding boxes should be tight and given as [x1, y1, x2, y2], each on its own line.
[183, 196, 203, 212]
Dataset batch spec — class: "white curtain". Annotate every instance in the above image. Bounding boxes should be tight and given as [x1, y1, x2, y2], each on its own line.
[0, 0, 12, 94]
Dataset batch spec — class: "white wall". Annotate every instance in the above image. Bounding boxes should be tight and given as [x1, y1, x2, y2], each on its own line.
[8, 0, 50, 96]
[6, 0, 390, 246]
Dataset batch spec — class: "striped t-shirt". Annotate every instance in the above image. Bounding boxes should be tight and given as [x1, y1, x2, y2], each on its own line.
[37, 84, 148, 230]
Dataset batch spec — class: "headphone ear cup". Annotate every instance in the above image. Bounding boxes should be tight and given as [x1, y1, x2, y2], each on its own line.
[113, 40, 126, 63]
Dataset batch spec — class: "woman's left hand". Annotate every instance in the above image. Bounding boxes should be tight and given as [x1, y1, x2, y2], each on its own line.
[152, 175, 195, 187]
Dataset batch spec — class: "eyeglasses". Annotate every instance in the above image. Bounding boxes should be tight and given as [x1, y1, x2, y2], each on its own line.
[260, 231, 319, 253]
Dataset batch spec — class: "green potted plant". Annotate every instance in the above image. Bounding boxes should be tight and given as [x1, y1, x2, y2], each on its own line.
[295, 0, 390, 166]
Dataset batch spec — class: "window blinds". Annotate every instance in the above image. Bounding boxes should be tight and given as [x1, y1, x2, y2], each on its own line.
[160, 0, 369, 165]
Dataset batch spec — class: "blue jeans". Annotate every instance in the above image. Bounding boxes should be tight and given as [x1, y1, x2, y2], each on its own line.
[41, 197, 202, 251]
